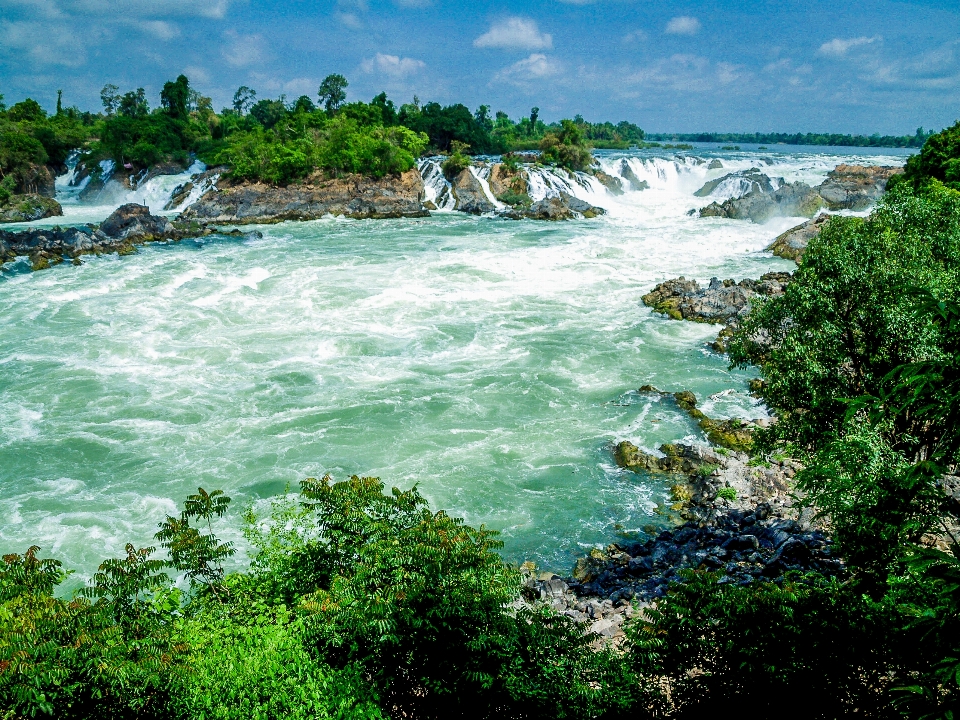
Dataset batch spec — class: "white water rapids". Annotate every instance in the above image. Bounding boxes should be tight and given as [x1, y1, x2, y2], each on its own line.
[1, 144, 911, 584]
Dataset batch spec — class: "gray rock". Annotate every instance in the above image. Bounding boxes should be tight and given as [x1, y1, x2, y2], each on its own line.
[766, 213, 832, 262]
[180, 169, 429, 223]
[452, 168, 496, 214]
[694, 168, 776, 198]
[100, 204, 172, 240]
[817, 164, 902, 211]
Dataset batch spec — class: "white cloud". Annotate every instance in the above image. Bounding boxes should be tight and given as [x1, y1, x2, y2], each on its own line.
[361, 53, 426, 78]
[131, 19, 180, 40]
[474, 17, 552, 51]
[665, 16, 700, 36]
[494, 53, 561, 86]
[221, 30, 267, 67]
[622, 29, 647, 44]
[0, 19, 88, 66]
[67, 0, 231, 19]
[818, 36, 881, 57]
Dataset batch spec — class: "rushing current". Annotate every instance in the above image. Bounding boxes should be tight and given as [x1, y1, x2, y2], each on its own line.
[0, 144, 911, 583]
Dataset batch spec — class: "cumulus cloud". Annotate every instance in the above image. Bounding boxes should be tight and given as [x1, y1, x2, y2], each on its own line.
[622, 29, 647, 44]
[474, 17, 552, 51]
[818, 36, 881, 57]
[665, 16, 700, 36]
[361, 53, 426, 78]
[494, 53, 561, 87]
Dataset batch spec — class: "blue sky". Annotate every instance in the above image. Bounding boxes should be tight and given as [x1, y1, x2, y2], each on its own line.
[1, 0, 958, 134]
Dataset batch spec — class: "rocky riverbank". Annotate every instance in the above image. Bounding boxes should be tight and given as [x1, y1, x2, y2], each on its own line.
[523, 426, 836, 642]
[180, 169, 430, 223]
[0, 203, 252, 270]
[641, 271, 791, 352]
[0, 194, 62, 223]
[697, 164, 901, 222]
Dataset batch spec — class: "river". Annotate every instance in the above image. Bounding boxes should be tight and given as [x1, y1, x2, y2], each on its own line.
[0, 144, 911, 582]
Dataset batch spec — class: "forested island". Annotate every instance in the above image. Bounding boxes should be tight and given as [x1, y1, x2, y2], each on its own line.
[647, 129, 933, 148]
[4, 71, 960, 719]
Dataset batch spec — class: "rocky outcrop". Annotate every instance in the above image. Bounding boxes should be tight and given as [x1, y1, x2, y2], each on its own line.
[13, 164, 57, 198]
[617, 160, 648, 191]
[451, 168, 497, 214]
[523, 447, 835, 638]
[698, 164, 902, 223]
[486, 163, 524, 199]
[642, 272, 791, 325]
[593, 170, 624, 195]
[0, 194, 62, 223]
[642, 273, 790, 354]
[499, 192, 605, 221]
[0, 204, 244, 271]
[818, 164, 902, 211]
[180, 169, 429, 223]
[766, 213, 831, 262]
[99, 203, 174, 240]
[165, 167, 224, 211]
[694, 168, 776, 198]
[699, 179, 824, 222]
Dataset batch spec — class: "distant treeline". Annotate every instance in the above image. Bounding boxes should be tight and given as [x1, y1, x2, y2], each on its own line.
[646, 129, 932, 148]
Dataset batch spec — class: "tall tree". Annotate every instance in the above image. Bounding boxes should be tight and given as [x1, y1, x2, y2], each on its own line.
[100, 84, 120, 116]
[318, 74, 348, 114]
[232, 85, 256, 115]
[160, 74, 190, 120]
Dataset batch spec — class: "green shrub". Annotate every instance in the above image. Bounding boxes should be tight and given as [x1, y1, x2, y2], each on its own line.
[539, 119, 593, 172]
[717, 486, 737, 501]
[441, 140, 471, 180]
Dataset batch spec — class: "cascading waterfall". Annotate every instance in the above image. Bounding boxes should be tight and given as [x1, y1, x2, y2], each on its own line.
[418, 157, 457, 211]
[469, 166, 507, 210]
[165, 171, 220, 212]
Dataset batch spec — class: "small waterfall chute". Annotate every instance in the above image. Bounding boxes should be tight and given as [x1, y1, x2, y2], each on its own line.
[418, 157, 456, 211]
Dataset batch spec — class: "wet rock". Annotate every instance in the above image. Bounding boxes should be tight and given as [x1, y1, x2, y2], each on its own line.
[818, 164, 902, 211]
[708, 159, 723, 170]
[593, 170, 624, 195]
[180, 169, 430, 223]
[618, 160, 649, 191]
[100, 204, 173, 240]
[0, 194, 63, 223]
[642, 272, 791, 325]
[452, 168, 497, 214]
[501, 192, 605, 221]
[766, 213, 831, 262]
[694, 168, 776, 198]
[699, 180, 824, 222]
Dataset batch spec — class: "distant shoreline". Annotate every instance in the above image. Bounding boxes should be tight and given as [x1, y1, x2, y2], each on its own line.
[646, 131, 929, 149]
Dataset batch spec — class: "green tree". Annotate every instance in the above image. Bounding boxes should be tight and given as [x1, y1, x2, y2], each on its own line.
[539, 119, 592, 171]
[728, 183, 960, 455]
[118, 88, 149, 118]
[100, 84, 120, 116]
[232, 85, 256, 116]
[318, 74, 348, 114]
[155, 488, 235, 597]
[160, 75, 190, 120]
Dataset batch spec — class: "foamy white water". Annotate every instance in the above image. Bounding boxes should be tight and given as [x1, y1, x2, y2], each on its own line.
[0, 144, 911, 583]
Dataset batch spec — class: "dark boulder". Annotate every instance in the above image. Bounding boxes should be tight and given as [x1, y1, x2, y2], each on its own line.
[100, 204, 173, 241]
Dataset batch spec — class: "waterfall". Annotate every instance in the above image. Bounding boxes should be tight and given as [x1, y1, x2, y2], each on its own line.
[418, 157, 456, 211]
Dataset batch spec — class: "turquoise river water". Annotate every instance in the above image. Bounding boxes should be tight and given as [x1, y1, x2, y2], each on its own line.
[0, 145, 911, 583]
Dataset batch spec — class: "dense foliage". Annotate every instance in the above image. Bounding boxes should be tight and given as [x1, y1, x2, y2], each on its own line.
[724, 154, 960, 712]
[0, 98, 89, 201]
[894, 120, 960, 191]
[648, 128, 932, 148]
